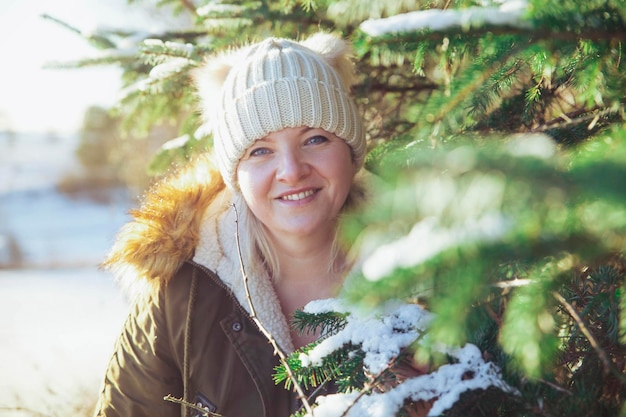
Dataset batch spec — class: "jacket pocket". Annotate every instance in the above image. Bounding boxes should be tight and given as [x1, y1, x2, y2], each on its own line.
[192, 392, 217, 417]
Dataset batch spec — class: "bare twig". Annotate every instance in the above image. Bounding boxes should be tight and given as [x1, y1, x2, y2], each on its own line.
[531, 105, 620, 133]
[339, 375, 379, 417]
[552, 291, 613, 376]
[537, 378, 573, 395]
[231, 204, 314, 416]
[164, 394, 223, 417]
[339, 355, 406, 417]
[178, 0, 197, 15]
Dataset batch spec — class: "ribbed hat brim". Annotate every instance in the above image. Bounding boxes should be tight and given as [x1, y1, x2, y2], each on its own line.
[215, 77, 365, 189]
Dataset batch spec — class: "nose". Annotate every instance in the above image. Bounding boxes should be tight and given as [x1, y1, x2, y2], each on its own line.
[276, 149, 310, 184]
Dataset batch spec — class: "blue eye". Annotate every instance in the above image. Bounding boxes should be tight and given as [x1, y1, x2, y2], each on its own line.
[249, 147, 271, 157]
[306, 135, 328, 145]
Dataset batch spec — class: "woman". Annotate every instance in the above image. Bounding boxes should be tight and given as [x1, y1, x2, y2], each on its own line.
[94, 32, 367, 417]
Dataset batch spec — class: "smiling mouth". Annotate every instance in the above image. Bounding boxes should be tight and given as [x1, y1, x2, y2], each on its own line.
[280, 189, 317, 201]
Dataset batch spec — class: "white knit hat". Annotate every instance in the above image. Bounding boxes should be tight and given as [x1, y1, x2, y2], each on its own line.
[194, 33, 366, 190]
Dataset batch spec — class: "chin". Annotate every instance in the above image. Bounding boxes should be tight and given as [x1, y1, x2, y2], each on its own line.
[285, 219, 335, 237]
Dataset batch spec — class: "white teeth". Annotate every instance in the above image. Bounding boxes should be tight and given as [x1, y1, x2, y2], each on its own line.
[281, 190, 315, 201]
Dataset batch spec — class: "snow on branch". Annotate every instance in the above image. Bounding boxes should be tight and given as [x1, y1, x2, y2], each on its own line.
[148, 57, 195, 81]
[360, 0, 530, 37]
[299, 299, 431, 374]
[299, 299, 518, 417]
[117, 39, 195, 100]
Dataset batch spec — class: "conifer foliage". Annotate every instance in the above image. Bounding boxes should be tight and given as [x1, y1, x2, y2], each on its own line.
[49, 0, 626, 415]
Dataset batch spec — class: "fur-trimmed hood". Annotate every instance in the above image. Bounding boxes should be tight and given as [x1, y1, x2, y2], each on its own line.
[102, 154, 224, 286]
[103, 154, 294, 352]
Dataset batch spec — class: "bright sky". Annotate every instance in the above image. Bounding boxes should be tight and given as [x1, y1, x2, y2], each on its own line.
[0, 0, 186, 134]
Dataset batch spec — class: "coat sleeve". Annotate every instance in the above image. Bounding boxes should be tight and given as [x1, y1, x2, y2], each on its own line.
[94, 284, 184, 417]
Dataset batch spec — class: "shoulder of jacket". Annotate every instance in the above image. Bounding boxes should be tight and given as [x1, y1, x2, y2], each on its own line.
[102, 154, 228, 292]
[157, 260, 230, 302]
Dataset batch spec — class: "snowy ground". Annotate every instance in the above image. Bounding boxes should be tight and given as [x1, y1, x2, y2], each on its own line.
[0, 269, 128, 415]
[0, 132, 132, 416]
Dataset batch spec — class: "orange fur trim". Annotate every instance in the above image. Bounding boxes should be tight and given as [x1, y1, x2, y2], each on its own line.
[102, 154, 225, 286]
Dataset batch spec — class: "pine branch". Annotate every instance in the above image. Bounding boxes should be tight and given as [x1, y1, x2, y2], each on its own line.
[424, 42, 528, 126]
[292, 309, 348, 337]
[41, 13, 81, 36]
[231, 204, 314, 416]
[41, 13, 118, 49]
[365, 26, 626, 45]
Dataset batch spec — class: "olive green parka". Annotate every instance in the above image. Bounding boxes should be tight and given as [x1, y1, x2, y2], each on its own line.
[94, 156, 300, 417]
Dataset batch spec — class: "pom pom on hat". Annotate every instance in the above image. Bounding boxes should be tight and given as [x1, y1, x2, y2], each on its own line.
[193, 32, 366, 190]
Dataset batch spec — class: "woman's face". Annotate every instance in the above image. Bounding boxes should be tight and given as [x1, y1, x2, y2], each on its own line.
[237, 126, 355, 242]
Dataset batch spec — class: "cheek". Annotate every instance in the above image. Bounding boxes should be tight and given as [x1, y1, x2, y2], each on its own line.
[328, 150, 356, 196]
[237, 164, 270, 211]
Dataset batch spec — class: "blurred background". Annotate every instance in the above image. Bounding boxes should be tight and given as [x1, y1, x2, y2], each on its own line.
[1, 0, 624, 416]
[0, 1, 188, 415]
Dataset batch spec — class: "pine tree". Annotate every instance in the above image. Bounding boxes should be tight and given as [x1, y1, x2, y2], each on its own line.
[47, 1, 626, 415]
